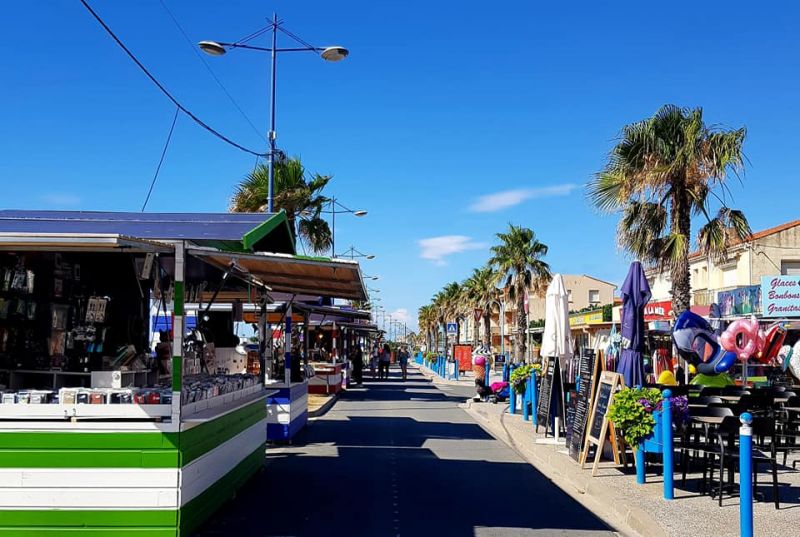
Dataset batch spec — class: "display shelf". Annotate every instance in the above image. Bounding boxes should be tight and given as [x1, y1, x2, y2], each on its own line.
[0, 402, 172, 420]
[2, 369, 91, 390]
[91, 369, 156, 388]
[181, 384, 265, 420]
[182, 388, 275, 425]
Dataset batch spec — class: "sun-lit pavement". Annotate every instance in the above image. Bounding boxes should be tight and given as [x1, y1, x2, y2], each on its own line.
[194, 368, 618, 537]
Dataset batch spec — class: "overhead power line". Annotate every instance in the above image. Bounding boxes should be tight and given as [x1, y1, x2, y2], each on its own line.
[157, 0, 265, 143]
[78, 0, 267, 157]
[141, 106, 180, 212]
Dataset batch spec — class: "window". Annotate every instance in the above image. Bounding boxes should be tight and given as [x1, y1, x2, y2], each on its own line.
[722, 267, 737, 288]
[782, 261, 800, 276]
[567, 289, 573, 303]
[588, 289, 600, 305]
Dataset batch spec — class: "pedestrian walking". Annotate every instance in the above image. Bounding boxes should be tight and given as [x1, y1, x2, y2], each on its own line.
[351, 345, 364, 385]
[379, 343, 391, 380]
[369, 345, 378, 380]
[398, 346, 409, 381]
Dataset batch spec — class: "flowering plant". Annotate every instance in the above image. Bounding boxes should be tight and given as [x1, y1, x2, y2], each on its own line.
[609, 387, 690, 447]
[509, 363, 542, 394]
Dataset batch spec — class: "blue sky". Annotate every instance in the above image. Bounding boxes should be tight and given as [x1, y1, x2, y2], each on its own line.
[2, 1, 799, 330]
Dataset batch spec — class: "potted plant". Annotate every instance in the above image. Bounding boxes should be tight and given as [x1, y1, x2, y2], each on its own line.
[509, 363, 541, 394]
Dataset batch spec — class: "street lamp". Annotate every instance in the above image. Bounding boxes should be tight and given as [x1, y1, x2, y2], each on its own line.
[340, 246, 375, 260]
[200, 14, 348, 213]
[363, 273, 379, 281]
[322, 197, 367, 258]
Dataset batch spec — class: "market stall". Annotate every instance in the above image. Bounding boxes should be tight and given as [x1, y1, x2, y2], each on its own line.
[0, 210, 365, 535]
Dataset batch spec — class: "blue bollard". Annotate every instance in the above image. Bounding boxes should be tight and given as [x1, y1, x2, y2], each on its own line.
[636, 446, 646, 484]
[662, 389, 674, 500]
[530, 370, 538, 427]
[740, 412, 754, 537]
[522, 378, 530, 421]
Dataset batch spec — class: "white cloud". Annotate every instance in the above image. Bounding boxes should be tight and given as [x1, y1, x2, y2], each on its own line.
[418, 235, 485, 266]
[391, 308, 410, 324]
[468, 184, 578, 213]
[41, 193, 81, 207]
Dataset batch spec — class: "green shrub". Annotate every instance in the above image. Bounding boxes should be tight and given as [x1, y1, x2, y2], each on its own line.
[607, 387, 662, 447]
[509, 363, 542, 394]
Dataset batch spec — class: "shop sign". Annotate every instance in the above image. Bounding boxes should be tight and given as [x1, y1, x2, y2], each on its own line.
[761, 275, 800, 317]
[717, 285, 761, 317]
[569, 309, 604, 327]
[644, 300, 672, 321]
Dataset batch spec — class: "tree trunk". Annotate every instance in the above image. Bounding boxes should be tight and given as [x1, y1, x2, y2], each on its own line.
[670, 188, 692, 316]
[483, 311, 492, 349]
[515, 277, 527, 363]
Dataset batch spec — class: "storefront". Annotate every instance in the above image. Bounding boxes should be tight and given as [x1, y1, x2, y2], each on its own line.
[0, 210, 367, 535]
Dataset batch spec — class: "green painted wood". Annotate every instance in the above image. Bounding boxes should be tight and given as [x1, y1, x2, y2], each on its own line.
[180, 398, 265, 465]
[0, 529, 176, 536]
[0, 449, 180, 468]
[179, 444, 265, 536]
[0, 432, 179, 450]
[173, 281, 184, 316]
[0, 509, 177, 527]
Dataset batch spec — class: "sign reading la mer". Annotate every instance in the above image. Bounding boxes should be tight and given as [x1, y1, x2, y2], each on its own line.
[761, 276, 800, 317]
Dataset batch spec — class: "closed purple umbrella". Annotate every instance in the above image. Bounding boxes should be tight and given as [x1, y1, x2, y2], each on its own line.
[617, 261, 652, 387]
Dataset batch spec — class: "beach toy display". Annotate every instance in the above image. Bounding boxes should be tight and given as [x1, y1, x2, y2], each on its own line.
[672, 310, 737, 375]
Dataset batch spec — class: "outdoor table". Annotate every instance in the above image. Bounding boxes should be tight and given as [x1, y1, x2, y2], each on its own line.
[692, 415, 725, 426]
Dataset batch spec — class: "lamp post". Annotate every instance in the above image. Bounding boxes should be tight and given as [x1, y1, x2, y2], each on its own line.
[340, 246, 375, 260]
[200, 14, 348, 213]
[324, 197, 367, 257]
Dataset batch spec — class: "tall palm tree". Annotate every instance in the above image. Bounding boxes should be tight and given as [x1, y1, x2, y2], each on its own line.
[230, 157, 333, 254]
[417, 305, 436, 353]
[587, 105, 751, 315]
[489, 225, 551, 363]
[463, 265, 500, 348]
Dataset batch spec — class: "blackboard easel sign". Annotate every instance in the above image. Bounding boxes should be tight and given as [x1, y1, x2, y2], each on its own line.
[536, 354, 564, 437]
[568, 350, 599, 462]
[580, 370, 624, 476]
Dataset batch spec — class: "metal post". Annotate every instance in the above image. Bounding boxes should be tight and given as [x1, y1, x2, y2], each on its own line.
[267, 13, 278, 213]
[509, 364, 517, 415]
[636, 447, 646, 484]
[330, 197, 335, 256]
[530, 370, 538, 427]
[284, 303, 292, 386]
[523, 376, 530, 421]
[171, 241, 185, 424]
[662, 389, 674, 499]
[740, 412, 754, 537]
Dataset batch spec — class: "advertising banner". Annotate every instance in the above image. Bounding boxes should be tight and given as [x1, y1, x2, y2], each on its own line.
[644, 300, 672, 321]
[761, 276, 800, 317]
[717, 285, 761, 317]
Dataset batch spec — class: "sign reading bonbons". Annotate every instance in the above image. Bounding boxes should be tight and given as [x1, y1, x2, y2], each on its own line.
[762, 276, 800, 317]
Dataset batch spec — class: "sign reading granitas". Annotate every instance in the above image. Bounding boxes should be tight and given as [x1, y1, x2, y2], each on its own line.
[761, 276, 800, 317]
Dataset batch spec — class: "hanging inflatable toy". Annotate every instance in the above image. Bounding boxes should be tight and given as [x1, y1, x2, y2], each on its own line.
[778, 344, 793, 372]
[672, 310, 737, 375]
[756, 324, 786, 365]
[719, 317, 761, 362]
[790, 340, 800, 381]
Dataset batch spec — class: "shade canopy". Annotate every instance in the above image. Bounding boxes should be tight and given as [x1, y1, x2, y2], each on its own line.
[189, 248, 368, 301]
[541, 274, 572, 362]
[616, 261, 652, 387]
[0, 210, 295, 254]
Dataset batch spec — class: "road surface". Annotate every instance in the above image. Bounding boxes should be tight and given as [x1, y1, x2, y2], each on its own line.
[195, 367, 617, 537]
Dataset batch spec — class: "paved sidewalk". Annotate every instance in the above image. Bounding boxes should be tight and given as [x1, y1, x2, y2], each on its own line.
[464, 399, 800, 537]
[413, 361, 503, 388]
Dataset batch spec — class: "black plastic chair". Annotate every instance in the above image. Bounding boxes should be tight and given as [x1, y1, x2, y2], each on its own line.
[679, 406, 733, 491]
[699, 387, 724, 397]
[722, 386, 751, 397]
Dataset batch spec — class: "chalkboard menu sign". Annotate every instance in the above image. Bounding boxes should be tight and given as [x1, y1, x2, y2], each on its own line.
[568, 351, 597, 461]
[536, 355, 555, 431]
[589, 381, 612, 440]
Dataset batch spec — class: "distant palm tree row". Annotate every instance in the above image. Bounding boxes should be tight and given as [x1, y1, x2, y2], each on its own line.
[418, 224, 552, 363]
[421, 104, 753, 362]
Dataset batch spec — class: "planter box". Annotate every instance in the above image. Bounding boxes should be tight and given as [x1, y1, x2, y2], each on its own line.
[642, 410, 664, 454]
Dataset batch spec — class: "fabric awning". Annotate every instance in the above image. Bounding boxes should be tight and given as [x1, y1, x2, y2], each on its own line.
[188, 247, 368, 302]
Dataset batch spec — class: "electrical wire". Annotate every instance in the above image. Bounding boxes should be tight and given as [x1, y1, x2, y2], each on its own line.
[157, 0, 265, 142]
[278, 25, 322, 55]
[141, 106, 180, 212]
[78, 0, 267, 157]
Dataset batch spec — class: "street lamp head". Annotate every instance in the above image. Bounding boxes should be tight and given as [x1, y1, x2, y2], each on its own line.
[366, 254, 375, 260]
[321, 46, 349, 62]
[198, 41, 227, 56]
[353, 210, 368, 217]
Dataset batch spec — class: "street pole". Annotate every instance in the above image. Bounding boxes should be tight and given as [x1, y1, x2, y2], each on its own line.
[267, 13, 278, 213]
[331, 197, 335, 256]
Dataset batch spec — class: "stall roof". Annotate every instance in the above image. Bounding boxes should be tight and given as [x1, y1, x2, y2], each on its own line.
[0, 232, 173, 253]
[189, 247, 368, 302]
[0, 210, 295, 254]
[291, 303, 371, 321]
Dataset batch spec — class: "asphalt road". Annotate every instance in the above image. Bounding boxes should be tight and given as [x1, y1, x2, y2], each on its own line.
[195, 367, 618, 537]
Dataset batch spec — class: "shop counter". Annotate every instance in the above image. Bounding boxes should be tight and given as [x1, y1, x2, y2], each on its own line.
[0, 387, 271, 536]
[265, 380, 308, 441]
[308, 362, 344, 395]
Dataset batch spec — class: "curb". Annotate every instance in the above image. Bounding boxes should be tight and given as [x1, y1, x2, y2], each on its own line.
[308, 393, 339, 418]
[411, 363, 476, 387]
[462, 400, 668, 537]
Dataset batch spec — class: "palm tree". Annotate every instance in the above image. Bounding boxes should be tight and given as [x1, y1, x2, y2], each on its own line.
[230, 157, 333, 254]
[463, 265, 500, 348]
[489, 225, 551, 363]
[417, 305, 436, 353]
[587, 105, 751, 315]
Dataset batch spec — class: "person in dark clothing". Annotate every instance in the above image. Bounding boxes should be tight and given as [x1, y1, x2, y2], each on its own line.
[379, 343, 391, 380]
[351, 346, 364, 385]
